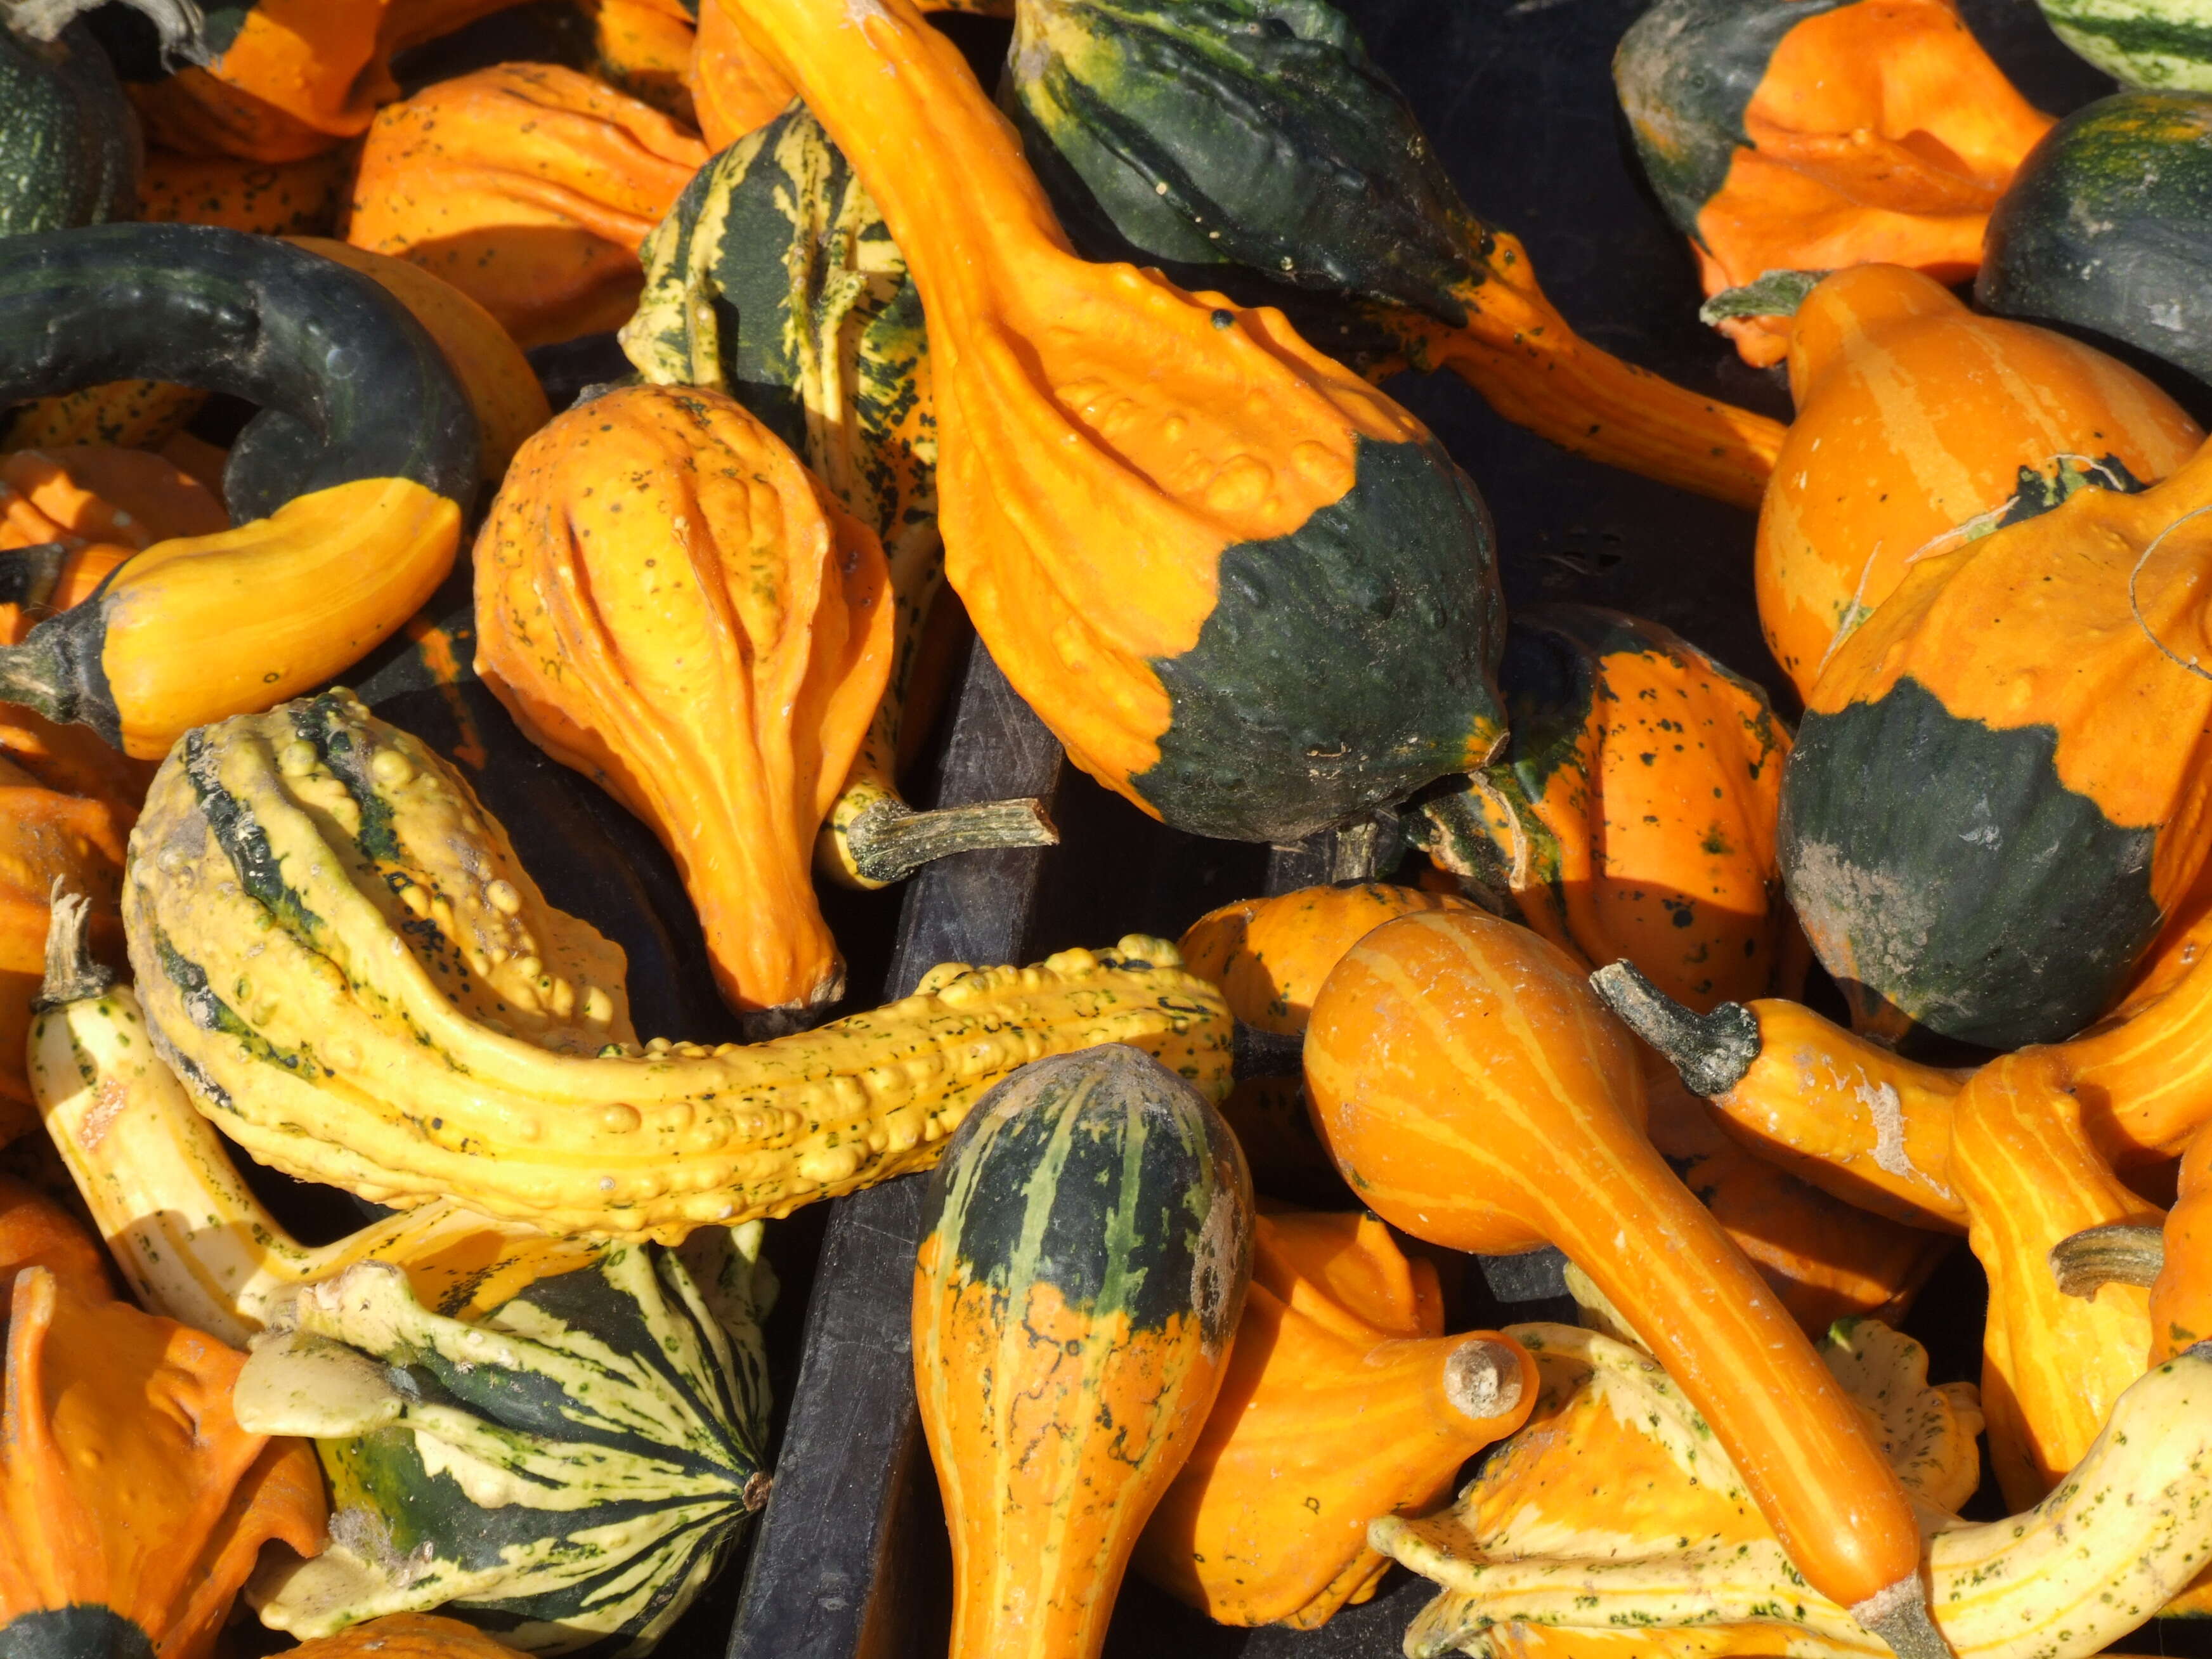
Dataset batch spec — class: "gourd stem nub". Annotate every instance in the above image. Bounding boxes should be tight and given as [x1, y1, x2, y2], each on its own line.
[845, 795, 1058, 885]
[1851, 1576, 1954, 1659]
[1588, 961, 1760, 1098]
[34, 886, 113, 1011]
[2049, 1221, 2163, 1298]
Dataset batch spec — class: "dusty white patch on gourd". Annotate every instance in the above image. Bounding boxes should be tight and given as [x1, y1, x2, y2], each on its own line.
[1786, 842, 1939, 998]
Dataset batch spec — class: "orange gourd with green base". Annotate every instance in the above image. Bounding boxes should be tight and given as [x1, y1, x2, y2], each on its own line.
[1303, 908, 1942, 1658]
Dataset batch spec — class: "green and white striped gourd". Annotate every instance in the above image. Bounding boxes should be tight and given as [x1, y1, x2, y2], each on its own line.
[621, 107, 1055, 890]
[2036, 0, 2212, 90]
[238, 1226, 775, 1656]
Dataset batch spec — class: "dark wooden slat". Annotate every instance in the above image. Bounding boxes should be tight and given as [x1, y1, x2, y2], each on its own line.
[727, 638, 1061, 1659]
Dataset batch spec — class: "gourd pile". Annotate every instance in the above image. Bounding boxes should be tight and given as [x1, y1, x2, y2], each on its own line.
[0, 0, 2209, 1653]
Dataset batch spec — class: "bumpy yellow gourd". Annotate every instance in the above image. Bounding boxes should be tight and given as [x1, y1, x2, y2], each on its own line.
[121, 692, 1231, 1240]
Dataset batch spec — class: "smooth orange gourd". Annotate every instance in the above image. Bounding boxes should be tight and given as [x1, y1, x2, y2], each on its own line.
[1303, 909, 1936, 1648]
[0, 445, 225, 554]
[1758, 264, 2201, 698]
[287, 1614, 531, 1658]
[1617, 0, 2055, 369]
[347, 63, 710, 349]
[0, 1177, 327, 1659]
[1134, 1209, 1534, 1628]
[474, 383, 892, 1020]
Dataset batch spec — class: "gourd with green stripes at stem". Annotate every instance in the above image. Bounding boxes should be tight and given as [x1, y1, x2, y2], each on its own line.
[121, 690, 1232, 1240]
[237, 1226, 776, 1655]
[623, 109, 1056, 889]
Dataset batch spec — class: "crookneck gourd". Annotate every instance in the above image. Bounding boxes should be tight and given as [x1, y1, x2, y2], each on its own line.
[1757, 263, 2201, 701]
[474, 382, 891, 1021]
[1614, 0, 2053, 368]
[0, 1174, 328, 1659]
[725, 0, 1507, 843]
[1779, 430, 2212, 1050]
[622, 108, 1055, 890]
[1980, 92, 2212, 395]
[914, 1044, 1254, 1659]
[123, 691, 1232, 1238]
[348, 62, 710, 349]
[1411, 606, 1803, 1010]
[33, 890, 603, 1348]
[1133, 1208, 1534, 1629]
[1005, 0, 1785, 512]
[1375, 1326, 2212, 1659]
[240, 1226, 774, 1655]
[1599, 965, 2163, 1507]
[1302, 908, 1943, 1655]
[0, 224, 478, 757]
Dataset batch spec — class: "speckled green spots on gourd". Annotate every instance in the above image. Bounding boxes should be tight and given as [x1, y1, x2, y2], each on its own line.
[2035, 0, 2212, 89]
[240, 1227, 776, 1656]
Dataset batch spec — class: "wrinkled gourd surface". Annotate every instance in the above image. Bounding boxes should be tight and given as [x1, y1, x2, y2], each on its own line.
[474, 382, 890, 1019]
[123, 690, 1232, 1238]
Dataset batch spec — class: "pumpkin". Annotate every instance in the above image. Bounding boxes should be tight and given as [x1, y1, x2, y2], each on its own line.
[0, 1174, 327, 1659]
[122, 690, 1232, 1238]
[290, 238, 550, 492]
[1779, 429, 2212, 1050]
[727, 0, 1509, 843]
[1757, 264, 2201, 701]
[2034, 0, 2212, 90]
[1133, 1209, 1534, 1629]
[126, 0, 524, 163]
[1980, 93, 2212, 395]
[473, 382, 889, 1020]
[578, 0, 698, 120]
[1005, 0, 1786, 512]
[1412, 606, 1803, 1012]
[0, 224, 478, 758]
[240, 1228, 773, 1653]
[137, 145, 353, 235]
[1613, 0, 2053, 369]
[1376, 1324, 2212, 1659]
[1301, 908, 1938, 1648]
[31, 890, 602, 1348]
[1604, 965, 2164, 1507]
[913, 1044, 1254, 1659]
[346, 63, 709, 349]
[621, 110, 1055, 891]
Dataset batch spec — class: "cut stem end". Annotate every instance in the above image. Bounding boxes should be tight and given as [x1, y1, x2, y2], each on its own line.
[1589, 960, 1760, 1097]
[2049, 1222, 2163, 1298]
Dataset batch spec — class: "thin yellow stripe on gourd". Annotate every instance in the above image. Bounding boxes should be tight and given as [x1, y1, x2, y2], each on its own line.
[1828, 311, 1985, 521]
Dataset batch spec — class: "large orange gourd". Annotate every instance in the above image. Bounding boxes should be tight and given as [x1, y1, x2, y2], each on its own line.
[347, 63, 710, 349]
[723, 0, 1509, 845]
[1757, 264, 2201, 699]
[1303, 909, 1940, 1656]
[474, 382, 892, 1021]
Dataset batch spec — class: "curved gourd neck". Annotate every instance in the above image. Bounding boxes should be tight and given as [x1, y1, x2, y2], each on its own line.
[729, 0, 1072, 310]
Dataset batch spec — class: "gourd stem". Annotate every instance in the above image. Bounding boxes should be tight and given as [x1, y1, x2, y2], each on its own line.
[2049, 1221, 2164, 1298]
[0, 542, 68, 616]
[1411, 248, 1785, 513]
[843, 794, 1058, 886]
[32, 887, 112, 1011]
[1589, 961, 1760, 1098]
[1442, 1337, 1523, 1422]
[1850, 1576, 1953, 1659]
[0, 607, 108, 742]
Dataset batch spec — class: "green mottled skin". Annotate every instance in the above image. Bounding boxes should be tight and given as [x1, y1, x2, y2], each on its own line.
[2038, 0, 2212, 88]
[0, 22, 138, 239]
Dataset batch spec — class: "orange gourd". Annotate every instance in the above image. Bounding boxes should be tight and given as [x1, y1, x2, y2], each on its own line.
[688, 0, 792, 148]
[1616, 0, 2055, 368]
[287, 1614, 530, 1658]
[0, 1177, 326, 1659]
[346, 63, 710, 349]
[136, 146, 355, 236]
[1415, 606, 1804, 1011]
[1757, 264, 2201, 699]
[474, 382, 892, 1021]
[0, 445, 226, 554]
[582, 0, 699, 120]
[1133, 1209, 1535, 1628]
[1303, 909, 1939, 1651]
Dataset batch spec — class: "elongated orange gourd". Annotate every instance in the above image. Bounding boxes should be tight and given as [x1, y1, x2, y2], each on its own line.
[1304, 910, 1939, 1653]
[914, 1046, 1253, 1659]
[1758, 264, 2201, 699]
[1134, 1209, 1533, 1628]
[348, 64, 710, 349]
[725, 0, 1507, 844]
[475, 383, 892, 1020]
